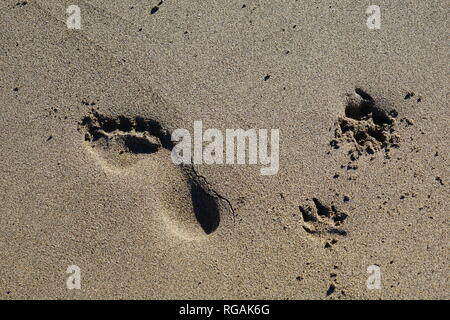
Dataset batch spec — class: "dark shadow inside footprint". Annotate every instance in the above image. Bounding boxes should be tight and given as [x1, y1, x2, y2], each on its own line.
[121, 135, 159, 154]
[345, 88, 374, 120]
[345, 88, 394, 125]
[312, 198, 331, 218]
[189, 179, 220, 234]
[135, 116, 174, 150]
[354, 88, 373, 101]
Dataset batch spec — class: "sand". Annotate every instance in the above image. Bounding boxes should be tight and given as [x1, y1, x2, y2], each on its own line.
[0, 0, 448, 299]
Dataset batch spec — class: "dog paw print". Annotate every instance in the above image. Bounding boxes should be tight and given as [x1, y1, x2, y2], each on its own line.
[299, 198, 348, 244]
[330, 88, 400, 166]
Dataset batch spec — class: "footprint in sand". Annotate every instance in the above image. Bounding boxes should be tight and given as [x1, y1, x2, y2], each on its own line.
[330, 88, 400, 168]
[77, 109, 231, 240]
[299, 198, 349, 248]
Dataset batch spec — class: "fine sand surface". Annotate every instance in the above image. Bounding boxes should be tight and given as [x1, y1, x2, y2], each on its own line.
[0, 0, 448, 299]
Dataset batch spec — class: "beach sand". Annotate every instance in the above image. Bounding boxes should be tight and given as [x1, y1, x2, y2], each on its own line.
[0, 0, 448, 299]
